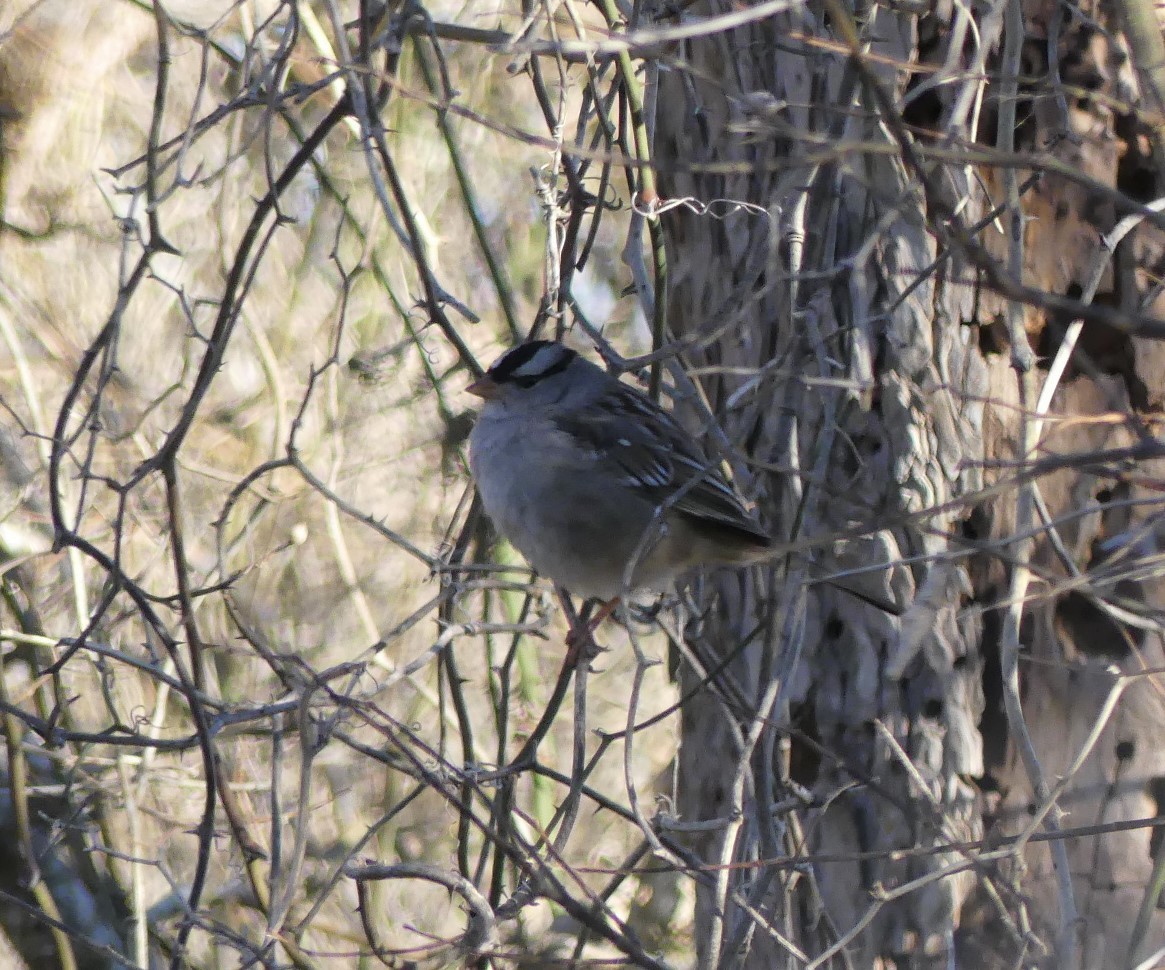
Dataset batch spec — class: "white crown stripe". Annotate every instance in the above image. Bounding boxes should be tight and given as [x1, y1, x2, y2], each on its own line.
[510, 346, 569, 378]
[489, 341, 576, 383]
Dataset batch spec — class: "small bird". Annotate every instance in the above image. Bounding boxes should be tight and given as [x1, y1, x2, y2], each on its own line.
[466, 340, 772, 608]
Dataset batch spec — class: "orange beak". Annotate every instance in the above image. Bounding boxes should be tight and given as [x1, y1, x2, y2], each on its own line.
[466, 375, 499, 399]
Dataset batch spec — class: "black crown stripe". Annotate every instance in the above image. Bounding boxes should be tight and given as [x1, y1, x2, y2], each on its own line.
[491, 341, 576, 387]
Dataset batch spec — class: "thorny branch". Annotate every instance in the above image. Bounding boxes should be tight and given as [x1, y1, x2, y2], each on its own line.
[1, 0, 1164, 967]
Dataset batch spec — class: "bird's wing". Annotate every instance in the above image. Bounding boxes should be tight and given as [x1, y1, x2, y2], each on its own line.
[552, 383, 768, 541]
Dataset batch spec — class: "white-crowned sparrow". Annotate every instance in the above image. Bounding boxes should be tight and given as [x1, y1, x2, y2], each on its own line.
[467, 340, 772, 602]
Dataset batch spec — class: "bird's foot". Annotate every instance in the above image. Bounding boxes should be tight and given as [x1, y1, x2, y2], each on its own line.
[563, 596, 620, 667]
[564, 624, 604, 667]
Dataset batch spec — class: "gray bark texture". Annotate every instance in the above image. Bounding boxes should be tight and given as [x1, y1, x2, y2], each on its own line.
[654, 0, 1165, 966]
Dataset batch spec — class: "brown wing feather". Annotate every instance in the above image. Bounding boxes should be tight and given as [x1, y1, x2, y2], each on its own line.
[552, 383, 769, 546]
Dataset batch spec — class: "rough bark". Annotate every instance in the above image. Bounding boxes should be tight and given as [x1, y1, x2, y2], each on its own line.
[654, 0, 1165, 966]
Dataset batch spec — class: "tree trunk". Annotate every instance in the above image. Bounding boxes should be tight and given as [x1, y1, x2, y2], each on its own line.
[654, 0, 1165, 966]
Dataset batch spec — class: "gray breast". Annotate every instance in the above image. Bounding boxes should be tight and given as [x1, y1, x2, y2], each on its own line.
[469, 409, 659, 599]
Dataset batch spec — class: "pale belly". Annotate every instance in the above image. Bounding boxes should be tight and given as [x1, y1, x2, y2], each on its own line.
[469, 415, 664, 599]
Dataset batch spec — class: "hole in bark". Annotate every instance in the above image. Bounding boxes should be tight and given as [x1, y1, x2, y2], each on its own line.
[824, 614, 843, 640]
[789, 702, 821, 786]
[1054, 590, 1135, 659]
[1061, 39, 1104, 92]
[923, 698, 943, 719]
[902, 83, 941, 131]
[837, 436, 861, 480]
[1036, 282, 1084, 365]
[1090, 482, 1135, 551]
[1148, 778, 1165, 862]
[1020, 37, 1045, 77]
[961, 504, 987, 542]
[1129, 362, 1153, 413]
[1038, 286, 1136, 383]
[1115, 739, 1135, 762]
[979, 605, 1009, 773]
[902, 16, 946, 133]
[977, 319, 1007, 357]
[1116, 111, 1158, 201]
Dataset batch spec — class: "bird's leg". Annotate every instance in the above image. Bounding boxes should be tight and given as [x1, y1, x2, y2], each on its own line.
[582, 597, 620, 632]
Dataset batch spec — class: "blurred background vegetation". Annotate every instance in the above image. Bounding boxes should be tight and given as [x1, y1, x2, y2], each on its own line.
[0, 1, 686, 966]
[8, 0, 1165, 967]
